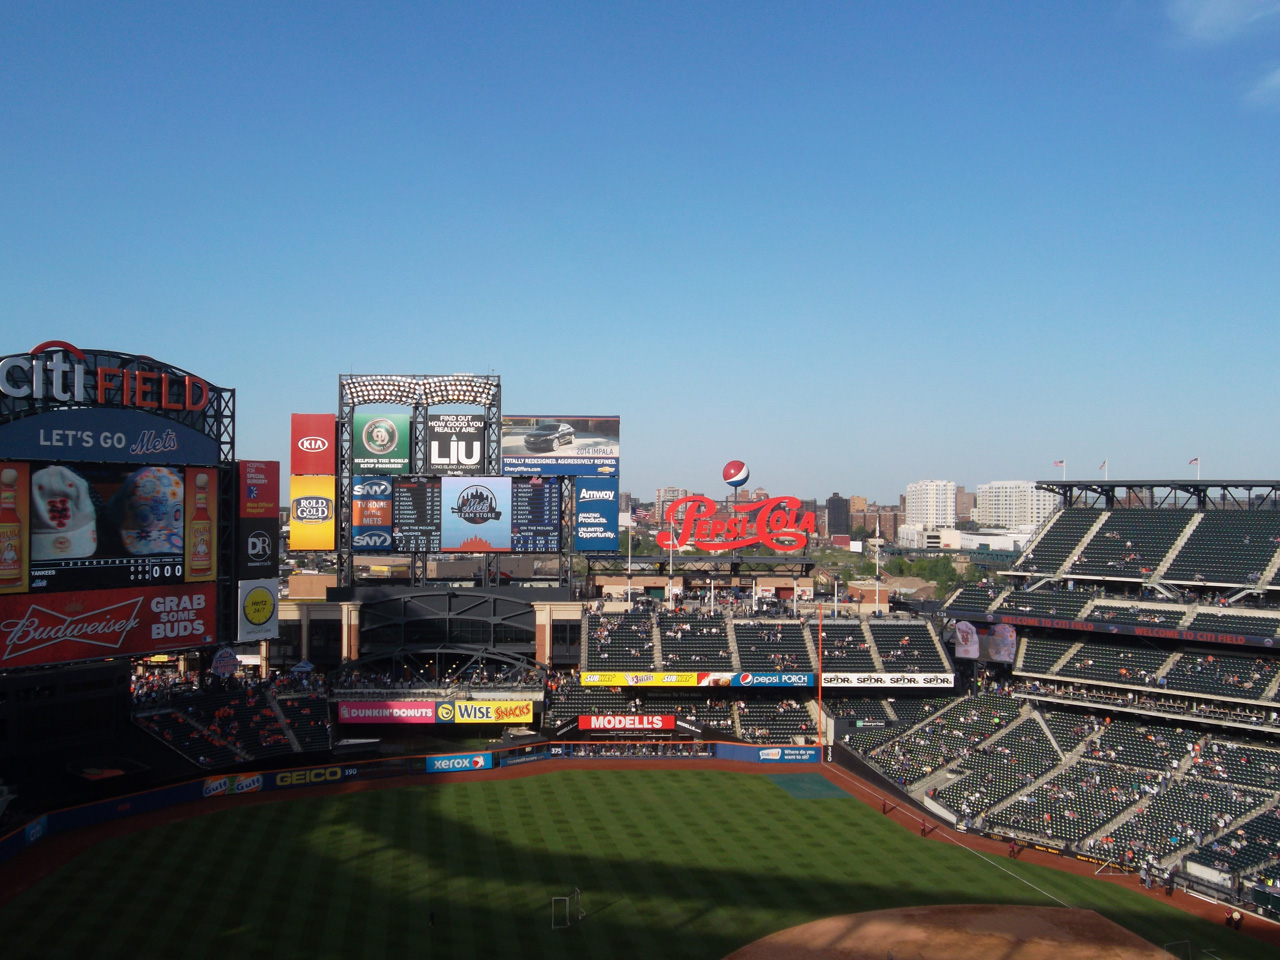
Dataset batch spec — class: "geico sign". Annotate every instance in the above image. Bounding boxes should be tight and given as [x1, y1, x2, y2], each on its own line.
[275, 767, 344, 787]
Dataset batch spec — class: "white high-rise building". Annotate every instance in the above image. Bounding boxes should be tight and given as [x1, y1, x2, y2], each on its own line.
[904, 480, 956, 530]
[973, 481, 1060, 528]
[655, 486, 689, 522]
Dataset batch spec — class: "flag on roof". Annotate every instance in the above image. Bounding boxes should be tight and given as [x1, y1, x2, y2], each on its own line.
[1052, 459, 1065, 467]
[1188, 457, 1200, 465]
[1099, 460, 1107, 471]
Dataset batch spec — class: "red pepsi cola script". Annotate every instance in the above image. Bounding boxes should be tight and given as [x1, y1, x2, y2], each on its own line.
[656, 496, 815, 553]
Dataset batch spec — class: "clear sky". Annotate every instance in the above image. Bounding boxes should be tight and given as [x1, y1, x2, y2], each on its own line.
[3, 2, 1279, 503]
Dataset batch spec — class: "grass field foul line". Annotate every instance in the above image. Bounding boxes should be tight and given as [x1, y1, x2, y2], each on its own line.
[821, 762, 1072, 908]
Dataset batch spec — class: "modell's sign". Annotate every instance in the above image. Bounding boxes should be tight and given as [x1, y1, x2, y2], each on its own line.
[656, 495, 816, 553]
[0, 583, 216, 668]
[0, 341, 213, 411]
[578, 715, 674, 731]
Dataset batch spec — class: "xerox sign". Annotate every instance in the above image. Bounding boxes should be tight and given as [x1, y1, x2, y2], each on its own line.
[426, 753, 493, 772]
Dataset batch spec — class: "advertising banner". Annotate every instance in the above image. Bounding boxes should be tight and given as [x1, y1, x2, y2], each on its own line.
[353, 413, 411, 474]
[289, 476, 336, 551]
[351, 476, 395, 552]
[821, 673, 955, 688]
[434, 700, 532, 724]
[0, 407, 219, 465]
[210, 645, 239, 677]
[291, 414, 336, 476]
[578, 715, 674, 731]
[339, 701, 436, 724]
[426, 752, 493, 772]
[441, 477, 511, 552]
[238, 460, 279, 519]
[183, 467, 217, 584]
[756, 746, 821, 763]
[0, 462, 30, 595]
[946, 620, 1016, 663]
[574, 476, 619, 552]
[392, 478, 441, 552]
[268, 765, 351, 790]
[578, 671, 815, 688]
[237, 518, 279, 581]
[237, 578, 279, 643]
[202, 773, 264, 797]
[0, 582, 217, 668]
[501, 416, 620, 477]
[427, 414, 485, 475]
[731, 672, 814, 687]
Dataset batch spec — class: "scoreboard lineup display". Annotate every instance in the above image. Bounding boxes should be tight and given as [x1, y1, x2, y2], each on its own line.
[353, 475, 560, 554]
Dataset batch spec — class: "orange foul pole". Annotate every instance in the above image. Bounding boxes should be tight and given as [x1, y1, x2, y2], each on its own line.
[817, 603, 824, 750]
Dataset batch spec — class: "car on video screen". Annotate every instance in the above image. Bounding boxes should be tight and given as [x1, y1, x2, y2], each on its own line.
[523, 422, 575, 451]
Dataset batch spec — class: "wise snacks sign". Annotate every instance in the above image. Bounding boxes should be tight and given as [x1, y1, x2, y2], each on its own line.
[656, 495, 816, 553]
[338, 700, 533, 725]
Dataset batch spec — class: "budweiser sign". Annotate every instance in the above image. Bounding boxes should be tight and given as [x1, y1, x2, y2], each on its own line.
[0, 584, 216, 667]
[656, 495, 815, 553]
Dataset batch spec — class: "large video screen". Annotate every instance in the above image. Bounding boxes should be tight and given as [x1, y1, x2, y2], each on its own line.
[1, 460, 217, 596]
[947, 620, 1017, 663]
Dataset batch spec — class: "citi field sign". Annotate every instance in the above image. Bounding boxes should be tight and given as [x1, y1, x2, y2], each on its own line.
[0, 341, 214, 411]
[656, 495, 816, 553]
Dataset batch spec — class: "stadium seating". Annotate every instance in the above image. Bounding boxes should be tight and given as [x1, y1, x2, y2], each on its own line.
[585, 613, 656, 669]
[274, 693, 330, 751]
[735, 621, 815, 673]
[997, 589, 1091, 620]
[1162, 651, 1280, 701]
[1067, 509, 1193, 578]
[136, 710, 242, 768]
[1163, 511, 1280, 586]
[933, 718, 1060, 819]
[1186, 739, 1280, 791]
[1186, 612, 1280, 638]
[1085, 604, 1184, 628]
[986, 760, 1162, 843]
[1098, 779, 1265, 864]
[737, 696, 816, 743]
[544, 675, 629, 722]
[1055, 640, 1171, 688]
[1018, 635, 1078, 674]
[1015, 508, 1101, 574]
[1079, 717, 1199, 771]
[840, 697, 951, 753]
[868, 621, 947, 672]
[1041, 709, 1103, 752]
[945, 585, 1001, 613]
[638, 690, 735, 732]
[657, 612, 733, 670]
[869, 692, 1020, 786]
[816, 621, 876, 672]
[1188, 804, 1280, 876]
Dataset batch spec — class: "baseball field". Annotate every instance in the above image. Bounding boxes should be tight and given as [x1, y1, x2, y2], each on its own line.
[0, 766, 1271, 959]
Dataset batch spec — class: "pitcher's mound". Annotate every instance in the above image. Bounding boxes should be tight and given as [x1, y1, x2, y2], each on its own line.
[723, 904, 1167, 960]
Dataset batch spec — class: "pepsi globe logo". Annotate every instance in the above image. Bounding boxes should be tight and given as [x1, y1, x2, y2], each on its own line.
[723, 460, 749, 488]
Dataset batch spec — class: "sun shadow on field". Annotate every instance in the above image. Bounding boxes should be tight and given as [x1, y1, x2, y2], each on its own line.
[0, 769, 1268, 960]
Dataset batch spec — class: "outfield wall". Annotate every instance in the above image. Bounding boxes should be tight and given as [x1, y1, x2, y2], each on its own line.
[0, 740, 820, 866]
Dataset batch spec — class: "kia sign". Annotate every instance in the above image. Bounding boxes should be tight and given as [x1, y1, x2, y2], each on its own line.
[291, 414, 335, 475]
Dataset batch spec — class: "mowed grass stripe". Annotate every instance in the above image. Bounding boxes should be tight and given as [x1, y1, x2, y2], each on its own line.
[0, 769, 1268, 960]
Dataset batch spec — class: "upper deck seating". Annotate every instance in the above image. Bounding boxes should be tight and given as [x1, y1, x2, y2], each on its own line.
[1067, 509, 1193, 579]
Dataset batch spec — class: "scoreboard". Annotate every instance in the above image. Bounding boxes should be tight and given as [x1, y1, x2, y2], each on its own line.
[392, 479, 442, 552]
[511, 477, 559, 552]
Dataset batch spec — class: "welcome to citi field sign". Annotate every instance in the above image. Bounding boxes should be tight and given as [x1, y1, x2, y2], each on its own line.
[656, 496, 816, 553]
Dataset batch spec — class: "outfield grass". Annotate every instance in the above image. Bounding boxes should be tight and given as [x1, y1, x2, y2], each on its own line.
[0, 769, 1270, 959]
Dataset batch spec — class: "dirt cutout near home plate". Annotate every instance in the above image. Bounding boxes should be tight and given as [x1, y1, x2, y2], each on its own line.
[722, 904, 1169, 960]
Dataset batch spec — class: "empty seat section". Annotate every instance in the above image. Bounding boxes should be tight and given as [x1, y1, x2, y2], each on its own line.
[1085, 604, 1184, 627]
[657, 612, 733, 669]
[1164, 512, 1280, 586]
[1015, 508, 1100, 573]
[1041, 710, 1103, 752]
[818, 622, 876, 672]
[869, 693, 1020, 786]
[639, 690, 735, 732]
[934, 719, 1060, 819]
[986, 761, 1160, 843]
[945, 585, 1000, 613]
[584, 613, 655, 669]
[1067, 509, 1193, 578]
[1163, 651, 1280, 701]
[275, 693, 329, 751]
[1187, 804, 1280, 875]
[738, 696, 816, 743]
[735, 621, 814, 672]
[1056, 641, 1170, 687]
[1018, 636, 1077, 675]
[1186, 739, 1280, 790]
[868, 621, 946, 672]
[1100, 779, 1265, 864]
[1080, 718, 1200, 771]
[1186, 612, 1280, 637]
[996, 590, 1090, 619]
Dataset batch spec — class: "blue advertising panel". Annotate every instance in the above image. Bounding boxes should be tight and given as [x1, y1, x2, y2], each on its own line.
[0, 407, 219, 465]
[731, 672, 814, 687]
[713, 743, 820, 763]
[574, 476, 619, 552]
[351, 475, 394, 552]
[501, 416, 620, 477]
[426, 752, 494, 772]
[441, 477, 512, 552]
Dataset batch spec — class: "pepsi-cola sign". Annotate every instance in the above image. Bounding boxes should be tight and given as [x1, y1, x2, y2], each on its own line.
[657, 495, 816, 553]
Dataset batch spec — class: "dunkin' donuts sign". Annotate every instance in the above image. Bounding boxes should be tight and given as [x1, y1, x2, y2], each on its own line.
[657, 495, 816, 553]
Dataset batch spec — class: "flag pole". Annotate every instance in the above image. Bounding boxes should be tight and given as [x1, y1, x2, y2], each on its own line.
[1062, 459, 1067, 482]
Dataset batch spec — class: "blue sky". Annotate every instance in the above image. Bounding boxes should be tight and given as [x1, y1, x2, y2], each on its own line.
[3, 2, 1279, 503]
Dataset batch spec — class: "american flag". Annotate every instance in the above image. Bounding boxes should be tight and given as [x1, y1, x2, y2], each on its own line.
[1188, 457, 1200, 465]
[1052, 459, 1064, 468]
[633, 508, 652, 521]
[1098, 460, 1106, 471]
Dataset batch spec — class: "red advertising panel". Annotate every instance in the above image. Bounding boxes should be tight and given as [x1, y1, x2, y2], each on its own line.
[291, 414, 335, 476]
[338, 701, 436, 724]
[578, 715, 675, 731]
[238, 460, 280, 519]
[0, 582, 216, 669]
